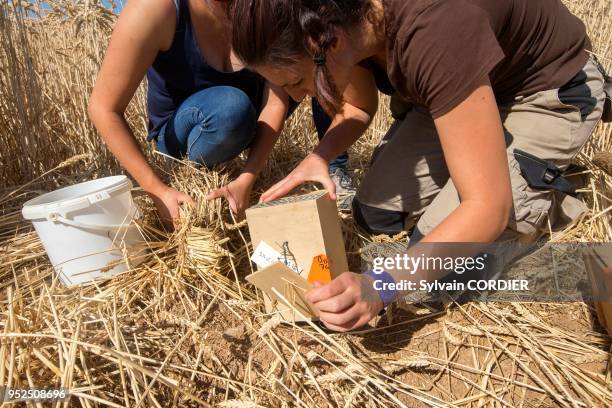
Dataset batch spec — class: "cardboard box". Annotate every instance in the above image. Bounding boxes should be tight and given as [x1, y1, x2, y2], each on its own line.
[245, 191, 348, 319]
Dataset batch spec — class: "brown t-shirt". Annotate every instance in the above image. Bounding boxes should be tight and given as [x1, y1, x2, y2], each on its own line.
[382, 0, 591, 118]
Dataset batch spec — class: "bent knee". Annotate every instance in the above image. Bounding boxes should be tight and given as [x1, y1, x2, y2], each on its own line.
[189, 87, 257, 166]
[212, 86, 257, 130]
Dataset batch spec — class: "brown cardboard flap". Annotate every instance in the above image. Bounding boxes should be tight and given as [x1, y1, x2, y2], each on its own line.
[246, 262, 318, 319]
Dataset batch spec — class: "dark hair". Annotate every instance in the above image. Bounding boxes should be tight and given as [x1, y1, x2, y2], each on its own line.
[230, 0, 373, 116]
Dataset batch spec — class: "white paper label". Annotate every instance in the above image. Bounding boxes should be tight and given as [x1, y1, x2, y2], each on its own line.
[251, 241, 301, 274]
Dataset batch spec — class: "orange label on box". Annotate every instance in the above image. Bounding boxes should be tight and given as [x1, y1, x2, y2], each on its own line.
[308, 254, 332, 284]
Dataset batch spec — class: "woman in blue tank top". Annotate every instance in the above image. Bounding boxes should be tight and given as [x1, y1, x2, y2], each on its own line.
[88, 0, 353, 226]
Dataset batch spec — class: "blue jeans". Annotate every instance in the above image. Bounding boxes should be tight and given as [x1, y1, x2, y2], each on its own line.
[157, 85, 348, 169]
[157, 86, 256, 167]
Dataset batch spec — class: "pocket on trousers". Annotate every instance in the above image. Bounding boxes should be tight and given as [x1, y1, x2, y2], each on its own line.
[507, 156, 553, 237]
[554, 68, 597, 115]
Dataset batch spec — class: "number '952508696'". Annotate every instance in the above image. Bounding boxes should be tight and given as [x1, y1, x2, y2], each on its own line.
[0, 387, 69, 403]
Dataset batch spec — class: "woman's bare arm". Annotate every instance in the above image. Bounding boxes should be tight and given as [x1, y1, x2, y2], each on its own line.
[305, 79, 513, 332]
[426, 79, 512, 242]
[313, 64, 379, 162]
[206, 83, 289, 216]
[260, 65, 378, 201]
[241, 83, 289, 180]
[87, 0, 192, 225]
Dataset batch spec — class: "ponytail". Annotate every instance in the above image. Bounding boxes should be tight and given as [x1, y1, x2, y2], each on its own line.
[300, 7, 343, 115]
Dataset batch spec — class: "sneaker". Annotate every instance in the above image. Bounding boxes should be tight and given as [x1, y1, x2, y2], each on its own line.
[329, 167, 356, 195]
[329, 167, 356, 210]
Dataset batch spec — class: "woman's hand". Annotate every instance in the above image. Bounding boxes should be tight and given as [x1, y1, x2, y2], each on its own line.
[206, 174, 254, 219]
[147, 185, 195, 230]
[87, 0, 182, 232]
[260, 153, 335, 202]
[306, 272, 383, 332]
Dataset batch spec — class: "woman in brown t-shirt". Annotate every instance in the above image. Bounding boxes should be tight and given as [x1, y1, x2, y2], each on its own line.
[231, 0, 606, 331]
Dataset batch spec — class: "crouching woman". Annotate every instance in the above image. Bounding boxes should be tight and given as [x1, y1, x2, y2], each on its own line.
[88, 0, 290, 226]
[230, 0, 606, 331]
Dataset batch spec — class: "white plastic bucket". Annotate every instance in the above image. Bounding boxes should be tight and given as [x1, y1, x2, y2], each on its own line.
[22, 175, 146, 286]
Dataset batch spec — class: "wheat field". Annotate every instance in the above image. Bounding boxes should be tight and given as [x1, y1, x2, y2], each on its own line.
[1, 0, 611, 406]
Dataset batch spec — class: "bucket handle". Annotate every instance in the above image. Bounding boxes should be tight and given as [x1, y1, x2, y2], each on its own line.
[47, 207, 140, 232]
[59, 185, 132, 215]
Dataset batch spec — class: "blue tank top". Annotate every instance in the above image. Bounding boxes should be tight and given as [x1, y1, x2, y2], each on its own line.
[146, 0, 265, 141]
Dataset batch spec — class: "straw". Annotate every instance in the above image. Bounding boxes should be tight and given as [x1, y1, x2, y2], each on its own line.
[0, 0, 610, 406]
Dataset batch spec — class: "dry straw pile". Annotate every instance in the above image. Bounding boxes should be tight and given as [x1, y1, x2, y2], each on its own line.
[1, 0, 611, 406]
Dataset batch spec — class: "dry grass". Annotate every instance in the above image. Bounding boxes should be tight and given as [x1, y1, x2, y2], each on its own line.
[0, 0, 611, 406]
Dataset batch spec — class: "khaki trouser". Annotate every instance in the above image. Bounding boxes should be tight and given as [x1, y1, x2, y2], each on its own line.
[355, 55, 606, 245]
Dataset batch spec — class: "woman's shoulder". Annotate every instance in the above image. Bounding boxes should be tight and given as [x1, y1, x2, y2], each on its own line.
[118, 0, 177, 52]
